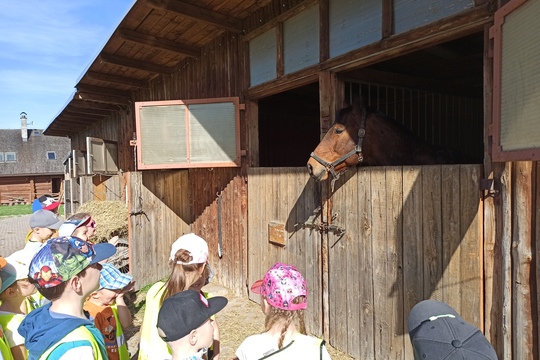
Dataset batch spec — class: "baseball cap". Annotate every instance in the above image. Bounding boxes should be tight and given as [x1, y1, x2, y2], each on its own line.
[0, 260, 18, 293]
[99, 263, 133, 290]
[58, 216, 91, 237]
[169, 233, 209, 265]
[30, 210, 63, 230]
[157, 289, 227, 342]
[251, 262, 308, 311]
[32, 195, 63, 212]
[29, 237, 116, 289]
[408, 300, 498, 360]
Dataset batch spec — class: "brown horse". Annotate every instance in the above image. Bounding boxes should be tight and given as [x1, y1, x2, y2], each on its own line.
[307, 100, 457, 185]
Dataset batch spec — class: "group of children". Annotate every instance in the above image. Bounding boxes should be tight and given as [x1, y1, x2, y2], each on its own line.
[0, 195, 330, 360]
[0, 194, 498, 359]
[0, 195, 135, 360]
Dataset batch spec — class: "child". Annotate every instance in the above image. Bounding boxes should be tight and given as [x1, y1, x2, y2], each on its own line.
[235, 262, 331, 360]
[138, 233, 210, 360]
[157, 290, 227, 360]
[31, 195, 63, 215]
[58, 214, 92, 241]
[0, 257, 15, 360]
[0, 252, 37, 360]
[84, 263, 134, 360]
[24, 210, 63, 254]
[18, 237, 116, 360]
[408, 299, 498, 359]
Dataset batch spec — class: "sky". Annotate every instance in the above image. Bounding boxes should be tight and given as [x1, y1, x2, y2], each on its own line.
[0, 0, 135, 130]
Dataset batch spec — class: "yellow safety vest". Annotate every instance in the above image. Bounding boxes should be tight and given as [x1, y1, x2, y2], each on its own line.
[138, 281, 171, 360]
[0, 325, 14, 360]
[0, 313, 26, 359]
[39, 326, 105, 360]
[111, 304, 129, 360]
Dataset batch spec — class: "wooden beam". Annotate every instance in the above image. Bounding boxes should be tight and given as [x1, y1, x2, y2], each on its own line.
[85, 71, 149, 88]
[76, 84, 132, 98]
[55, 117, 96, 126]
[58, 115, 102, 123]
[74, 91, 131, 105]
[117, 28, 200, 58]
[64, 107, 113, 117]
[62, 110, 108, 119]
[98, 53, 172, 74]
[145, 0, 242, 33]
[382, 0, 393, 38]
[70, 100, 124, 111]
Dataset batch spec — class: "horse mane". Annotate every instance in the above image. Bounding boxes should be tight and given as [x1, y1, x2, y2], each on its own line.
[335, 102, 461, 165]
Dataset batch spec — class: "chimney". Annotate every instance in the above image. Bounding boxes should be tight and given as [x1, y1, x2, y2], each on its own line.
[20, 112, 28, 142]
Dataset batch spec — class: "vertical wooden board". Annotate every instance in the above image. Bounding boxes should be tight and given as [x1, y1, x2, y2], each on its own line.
[353, 167, 375, 359]
[284, 169, 296, 276]
[303, 174, 323, 337]
[247, 168, 262, 302]
[536, 162, 540, 357]
[371, 167, 390, 359]
[344, 170, 361, 358]
[441, 166, 461, 313]
[483, 162, 502, 351]
[459, 165, 482, 328]
[421, 166, 443, 299]
[328, 173, 351, 352]
[402, 166, 423, 360]
[512, 161, 534, 359]
[385, 167, 405, 359]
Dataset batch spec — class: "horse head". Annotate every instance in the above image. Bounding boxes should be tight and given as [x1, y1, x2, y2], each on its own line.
[307, 101, 366, 182]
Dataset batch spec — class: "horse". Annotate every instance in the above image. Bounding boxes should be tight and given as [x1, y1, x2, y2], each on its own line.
[307, 100, 459, 187]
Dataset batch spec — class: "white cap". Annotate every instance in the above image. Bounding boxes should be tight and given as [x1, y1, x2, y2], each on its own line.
[6, 250, 32, 280]
[169, 233, 209, 265]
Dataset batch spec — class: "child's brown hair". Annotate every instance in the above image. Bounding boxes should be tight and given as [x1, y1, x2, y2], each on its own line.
[263, 296, 307, 349]
[159, 249, 205, 304]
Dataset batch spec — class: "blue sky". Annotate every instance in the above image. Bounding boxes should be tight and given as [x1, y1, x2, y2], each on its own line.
[0, 1, 135, 130]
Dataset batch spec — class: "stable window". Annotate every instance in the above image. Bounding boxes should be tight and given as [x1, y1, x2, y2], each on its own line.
[47, 151, 57, 160]
[86, 138, 118, 175]
[134, 97, 243, 169]
[491, 0, 540, 161]
[5, 152, 16, 162]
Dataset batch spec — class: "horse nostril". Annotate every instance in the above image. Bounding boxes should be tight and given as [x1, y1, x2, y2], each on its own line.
[307, 163, 313, 175]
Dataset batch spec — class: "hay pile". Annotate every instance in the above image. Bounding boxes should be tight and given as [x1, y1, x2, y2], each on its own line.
[77, 200, 128, 244]
[76, 200, 130, 272]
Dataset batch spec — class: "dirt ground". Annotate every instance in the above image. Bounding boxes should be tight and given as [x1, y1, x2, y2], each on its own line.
[124, 284, 353, 360]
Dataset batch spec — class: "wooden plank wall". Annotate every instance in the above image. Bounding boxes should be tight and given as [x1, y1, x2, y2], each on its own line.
[190, 167, 248, 297]
[247, 165, 482, 358]
[328, 164, 482, 359]
[247, 167, 323, 336]
[127, 171, 191, 289]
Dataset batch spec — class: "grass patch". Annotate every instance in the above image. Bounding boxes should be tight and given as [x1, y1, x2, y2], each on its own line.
[0, 205, 64, 218]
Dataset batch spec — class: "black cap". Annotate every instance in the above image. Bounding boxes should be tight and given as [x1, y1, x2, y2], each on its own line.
[408, 300, 498, 360]
[157, 290, 227, 342]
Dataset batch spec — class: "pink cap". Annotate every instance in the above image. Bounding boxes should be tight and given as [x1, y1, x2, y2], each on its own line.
[251, 262, 307, 311]
[169, 233, 209, 265]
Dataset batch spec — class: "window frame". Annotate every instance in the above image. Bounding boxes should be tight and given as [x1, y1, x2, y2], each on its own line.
[134, 97, 244, 170]
[5, 152, 17, 162]
[47, 151, 57, 160]
[490, 0, 540, 161]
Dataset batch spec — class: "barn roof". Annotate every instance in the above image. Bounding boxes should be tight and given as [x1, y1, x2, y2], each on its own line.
[44, 0, 274, 137]
[0, 129, 71, 176]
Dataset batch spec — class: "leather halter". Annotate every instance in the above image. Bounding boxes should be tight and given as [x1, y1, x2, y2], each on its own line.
[310, 107, 367, 191]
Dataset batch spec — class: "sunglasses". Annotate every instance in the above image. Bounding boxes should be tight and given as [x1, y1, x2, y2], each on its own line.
[88, 220, 97, 229]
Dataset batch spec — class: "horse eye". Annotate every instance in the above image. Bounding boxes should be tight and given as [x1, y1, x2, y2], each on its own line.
[334, 127, 344, 134]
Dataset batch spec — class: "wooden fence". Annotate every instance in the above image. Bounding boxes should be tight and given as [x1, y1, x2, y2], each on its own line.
[247, 164, 483, 359]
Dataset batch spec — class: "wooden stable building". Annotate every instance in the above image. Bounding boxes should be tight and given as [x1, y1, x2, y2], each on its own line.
[45, 0, 539, 358]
